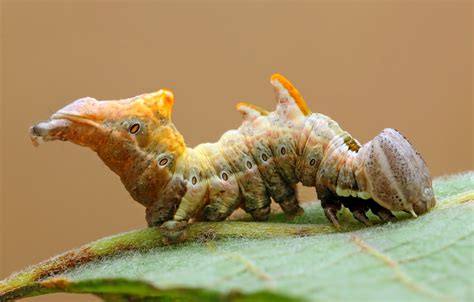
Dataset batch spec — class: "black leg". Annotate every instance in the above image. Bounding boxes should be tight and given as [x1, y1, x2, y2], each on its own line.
[367, 199, 397, 222]
[318, 190, 342, 229]
[318, 189, 397, 227]
[340, 197, 372, 226]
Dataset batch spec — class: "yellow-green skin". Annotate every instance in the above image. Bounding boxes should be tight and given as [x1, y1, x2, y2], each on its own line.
[29, 74, 436, 232]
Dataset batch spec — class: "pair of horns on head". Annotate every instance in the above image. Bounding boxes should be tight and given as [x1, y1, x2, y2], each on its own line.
[145, 74, 311, 120]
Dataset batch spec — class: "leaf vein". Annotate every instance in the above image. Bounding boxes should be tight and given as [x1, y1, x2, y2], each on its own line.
[350, 234, 454, 301]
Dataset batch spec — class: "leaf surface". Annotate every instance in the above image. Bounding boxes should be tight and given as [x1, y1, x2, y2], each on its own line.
[1, 172, 473, 302]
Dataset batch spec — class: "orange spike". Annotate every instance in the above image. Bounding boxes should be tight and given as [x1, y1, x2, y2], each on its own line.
[236, 102, 269, 115]
[236, 102, 269, 121]
[271, 74, 311, 116]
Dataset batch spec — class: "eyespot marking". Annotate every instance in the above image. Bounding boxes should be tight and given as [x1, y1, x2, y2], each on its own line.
[246, 161, 252, 169]
[281, 147, 286, 155]
[261, 153, 268, 162]
[192, 176, 197, 185]
[310, 159, 316, 166]
[129, 123, 140, 134]
[159, 158, 168, 166]
[221, 172, 229, 181]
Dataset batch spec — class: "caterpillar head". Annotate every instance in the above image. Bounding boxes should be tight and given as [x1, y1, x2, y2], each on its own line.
[362, 128, 436, 216]
[30, 89, 186, 176]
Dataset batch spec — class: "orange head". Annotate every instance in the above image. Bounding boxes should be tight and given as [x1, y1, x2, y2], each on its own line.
[31, 89, 181, 147]
[30, 90, 186, 205]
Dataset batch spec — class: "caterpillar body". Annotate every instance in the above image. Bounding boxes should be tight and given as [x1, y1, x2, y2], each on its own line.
[30, 74, 436, 239]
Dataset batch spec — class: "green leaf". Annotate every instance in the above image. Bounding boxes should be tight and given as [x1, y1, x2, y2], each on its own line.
[1, 172, 473, 302]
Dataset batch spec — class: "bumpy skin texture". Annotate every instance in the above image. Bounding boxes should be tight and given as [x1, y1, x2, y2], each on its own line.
[30, 74, 436, 239]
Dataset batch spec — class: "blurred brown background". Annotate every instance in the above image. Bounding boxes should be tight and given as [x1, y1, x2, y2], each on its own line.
[1, 1, 472, 301]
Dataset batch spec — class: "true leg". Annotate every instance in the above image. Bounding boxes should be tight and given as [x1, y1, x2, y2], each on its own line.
[340, 197, 372, 226]
[317, 189, 342, 228]
[367, 199, 397, 222]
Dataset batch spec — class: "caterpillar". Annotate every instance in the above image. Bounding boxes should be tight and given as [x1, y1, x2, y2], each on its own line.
[30, 74, 436, 241]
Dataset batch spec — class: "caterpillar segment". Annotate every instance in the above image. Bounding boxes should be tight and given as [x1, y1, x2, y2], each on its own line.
[237, 102, 303, 217]
[30, 74, 436, 242]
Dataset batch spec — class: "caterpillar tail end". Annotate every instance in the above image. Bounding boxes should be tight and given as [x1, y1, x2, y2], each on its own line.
[362, 128, 436, 216]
